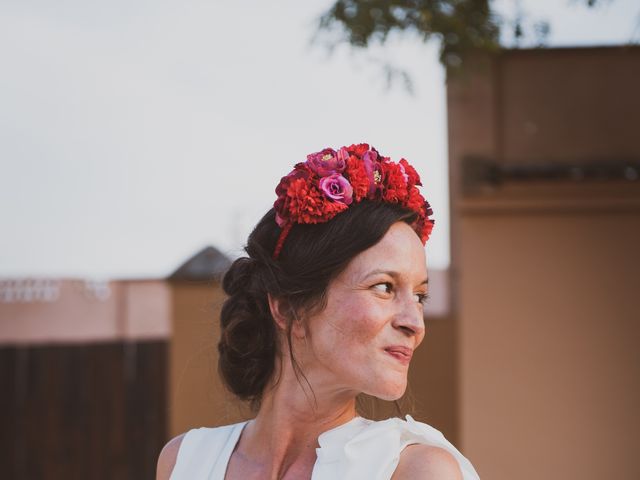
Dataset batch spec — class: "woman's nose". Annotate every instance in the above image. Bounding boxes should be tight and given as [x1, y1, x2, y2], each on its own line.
[392, 296, 425, 338]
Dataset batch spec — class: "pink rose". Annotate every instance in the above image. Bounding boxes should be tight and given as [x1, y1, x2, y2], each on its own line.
[362, 149, 384, 196]
[306, 148, 346, 177]
[336, 147, 349, 164]
[319, 174, 353, 205]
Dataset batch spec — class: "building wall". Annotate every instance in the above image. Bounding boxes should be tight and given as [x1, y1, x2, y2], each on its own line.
[408, 313, 458, 444]
[168, 282, 250, 438]
[0, 279, 170, 345]
[447, 47, 640, 479]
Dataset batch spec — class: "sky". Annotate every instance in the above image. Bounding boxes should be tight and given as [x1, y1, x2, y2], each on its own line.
[1, 0, 638, 279]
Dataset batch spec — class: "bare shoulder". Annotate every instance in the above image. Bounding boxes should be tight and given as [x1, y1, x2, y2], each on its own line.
[391, 444, 463, 480]
[156, 433, 186, 480]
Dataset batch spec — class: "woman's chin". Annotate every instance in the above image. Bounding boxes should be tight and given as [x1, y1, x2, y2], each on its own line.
[367, 380, 407, 401]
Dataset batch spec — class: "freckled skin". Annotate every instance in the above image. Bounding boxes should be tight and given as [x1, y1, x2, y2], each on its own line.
[301, 222, 428, 401]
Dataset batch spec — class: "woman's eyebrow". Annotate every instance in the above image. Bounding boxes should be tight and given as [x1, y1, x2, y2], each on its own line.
[363, 269, 429, 285]
[363, 268, 396, 279]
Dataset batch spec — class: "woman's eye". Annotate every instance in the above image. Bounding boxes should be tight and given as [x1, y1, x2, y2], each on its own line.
[372, 282, 392, 294]
[415, 293, 430, 305]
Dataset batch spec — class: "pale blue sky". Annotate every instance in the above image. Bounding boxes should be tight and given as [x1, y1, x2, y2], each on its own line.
[1, 0, 637, 278]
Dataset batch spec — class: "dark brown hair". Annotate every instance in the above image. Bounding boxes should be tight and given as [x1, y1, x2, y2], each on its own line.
[218, 200, 420, 409]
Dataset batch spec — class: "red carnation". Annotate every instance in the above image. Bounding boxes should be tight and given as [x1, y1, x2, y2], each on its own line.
[274, 164, 312, 227]
[405, 187, 427, 215]
[419, 219, 435, 243]
[345, 155, 370, 202]
[399, 158, 422, 186]
[286, 178, 347, 224]
[380, 161, 409, 203]
[347, 143, 370, 157]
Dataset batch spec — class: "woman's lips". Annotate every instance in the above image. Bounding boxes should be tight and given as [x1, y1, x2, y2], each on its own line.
[384, 346, 413, 365]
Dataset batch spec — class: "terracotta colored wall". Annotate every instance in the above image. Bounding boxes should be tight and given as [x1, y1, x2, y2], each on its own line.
[448, 47, 640, 479]
[0, 279, 170, 344]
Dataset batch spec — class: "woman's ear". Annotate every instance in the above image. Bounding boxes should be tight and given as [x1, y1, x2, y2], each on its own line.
[267, 293, 289, 332]
[267, 294, 306, 339]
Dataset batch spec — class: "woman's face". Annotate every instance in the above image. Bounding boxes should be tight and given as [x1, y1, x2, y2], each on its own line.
[303, 221, 428, 401]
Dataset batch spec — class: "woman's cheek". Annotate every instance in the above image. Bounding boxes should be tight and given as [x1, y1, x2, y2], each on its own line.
[343, 303, 386, 342]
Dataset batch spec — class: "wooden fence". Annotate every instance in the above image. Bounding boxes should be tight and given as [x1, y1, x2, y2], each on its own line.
[0, 341, 167, 480]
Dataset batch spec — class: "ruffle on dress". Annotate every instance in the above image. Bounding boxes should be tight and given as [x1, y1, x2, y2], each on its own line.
[312, 415, 480, 480]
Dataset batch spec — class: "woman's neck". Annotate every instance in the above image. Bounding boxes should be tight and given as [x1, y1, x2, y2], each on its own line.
[232, 359, 358, 479]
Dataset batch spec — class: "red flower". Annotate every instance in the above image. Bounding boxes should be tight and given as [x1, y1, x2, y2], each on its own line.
[418, 218, 435, 243]
[345, 155, 370, 202]
[285, 178, 347, 224]
[380, 160, 409, 203]
[347, 143, 370, 157]
[405, 187, 426, 214]
[399, 158, 422, 186]
[274, 164, 311, 227]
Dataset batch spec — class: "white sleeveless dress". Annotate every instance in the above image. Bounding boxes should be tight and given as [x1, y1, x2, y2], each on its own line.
[170, 415, 480, 479]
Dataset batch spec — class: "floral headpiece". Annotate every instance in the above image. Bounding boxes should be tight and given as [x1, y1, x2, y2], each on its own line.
[273, 143, 434, 258]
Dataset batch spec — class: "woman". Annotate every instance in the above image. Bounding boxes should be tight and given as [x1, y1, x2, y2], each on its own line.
[157, 144, 480, 479]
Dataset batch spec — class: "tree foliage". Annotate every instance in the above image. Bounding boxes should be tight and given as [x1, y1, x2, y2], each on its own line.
[317, 0, 616, 71]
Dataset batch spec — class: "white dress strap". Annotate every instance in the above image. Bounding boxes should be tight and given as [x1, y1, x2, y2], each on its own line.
[170, 422, 247, 480]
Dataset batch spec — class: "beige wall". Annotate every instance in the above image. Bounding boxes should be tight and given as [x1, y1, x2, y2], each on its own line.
[448, 47, 640, 479]
[408, 314, 457, 444]
[168, 282, 250, 438]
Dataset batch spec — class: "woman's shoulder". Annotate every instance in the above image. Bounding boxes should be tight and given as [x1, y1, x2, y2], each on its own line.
[156, 433, 186, 480]
[155, 422, 248, 480]
[392, 443, 463, 480]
